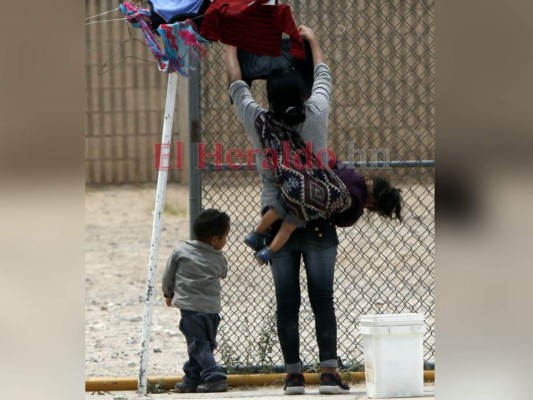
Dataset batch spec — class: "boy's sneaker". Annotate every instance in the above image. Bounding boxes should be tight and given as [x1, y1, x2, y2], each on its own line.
[244, 231, 266, 251]
[283, 373, 305, 395]
[174, 381, 198, 393]
[196, 380, 228, 393]
[318, 373, 350, 394]
[254, 247, 273, 265]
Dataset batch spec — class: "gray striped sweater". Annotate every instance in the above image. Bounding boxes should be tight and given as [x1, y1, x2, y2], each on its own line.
[229, 63, 333, 210]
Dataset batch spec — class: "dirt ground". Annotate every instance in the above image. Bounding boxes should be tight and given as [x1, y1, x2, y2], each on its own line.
[86, 184, 191, 378]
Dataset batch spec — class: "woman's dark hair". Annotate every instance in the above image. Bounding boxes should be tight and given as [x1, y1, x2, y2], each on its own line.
[266, 67, 308, 126]
[372, 177, 403, 222]
[193, 208, 230, 242]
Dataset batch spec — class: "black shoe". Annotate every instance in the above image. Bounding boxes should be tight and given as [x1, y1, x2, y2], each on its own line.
[283, 373, 305, 395]
[174, 381, 198, 393]
[197, 379, 228, 393]
[318, 373, 350, 394]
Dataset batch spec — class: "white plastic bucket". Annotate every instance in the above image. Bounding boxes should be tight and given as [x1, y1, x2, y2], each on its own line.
[357, 313, 426, 398]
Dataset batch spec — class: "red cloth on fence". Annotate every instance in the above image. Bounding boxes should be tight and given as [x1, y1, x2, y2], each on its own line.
[200, 0, 305, 59]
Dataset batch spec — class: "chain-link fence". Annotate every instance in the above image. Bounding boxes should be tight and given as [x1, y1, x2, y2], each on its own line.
[198, 0, 435, 371]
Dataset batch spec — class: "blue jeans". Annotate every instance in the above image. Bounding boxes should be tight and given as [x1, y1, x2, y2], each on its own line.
[269, 218, 339, 369]
[179, 310, 227, 384]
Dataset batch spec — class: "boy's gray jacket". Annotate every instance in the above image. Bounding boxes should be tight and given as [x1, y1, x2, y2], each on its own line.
[162, 240, 228, 313]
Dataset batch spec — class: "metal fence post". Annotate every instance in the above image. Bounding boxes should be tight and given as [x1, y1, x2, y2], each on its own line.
[189, 65, 202, 238]
[137, 73, 178, 395]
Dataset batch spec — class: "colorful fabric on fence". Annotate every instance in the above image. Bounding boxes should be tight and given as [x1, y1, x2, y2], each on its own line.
[120, 2, 208, 75]
[147, 0, 211, 31]
[120, 2, 170, 72]
[237, 38, 314, 93]
[158, 21, 209, 76]
[201, 0, 305, 58]
[255, 112, 351, 222]
[149, 0, 204, 22]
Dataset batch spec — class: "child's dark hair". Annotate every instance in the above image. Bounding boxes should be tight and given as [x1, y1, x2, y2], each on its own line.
[266, 67, 308, 126]
[372, 177, 403, 222]
[193, 209, 230, 242]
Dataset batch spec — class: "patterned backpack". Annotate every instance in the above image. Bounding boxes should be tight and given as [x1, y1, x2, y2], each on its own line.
[255, 112, 351, 222]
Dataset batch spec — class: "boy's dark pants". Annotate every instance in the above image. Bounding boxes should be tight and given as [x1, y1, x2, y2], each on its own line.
[179, 309, 227, 385]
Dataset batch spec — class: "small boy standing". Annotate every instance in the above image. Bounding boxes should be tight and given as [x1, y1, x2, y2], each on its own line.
[162, 209, 231, 393]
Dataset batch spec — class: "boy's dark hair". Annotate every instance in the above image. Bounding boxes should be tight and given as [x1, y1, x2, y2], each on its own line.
[193, 209, 230, 242]
[372, 177, 403, 222]
[266, 67, 308, 126]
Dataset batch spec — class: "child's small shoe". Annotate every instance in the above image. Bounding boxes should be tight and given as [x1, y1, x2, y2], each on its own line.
[244, 231, 266, 251]
[196, 379, 228, 393]
[254, 247, 273, 265]
[174, 381, 198, 393]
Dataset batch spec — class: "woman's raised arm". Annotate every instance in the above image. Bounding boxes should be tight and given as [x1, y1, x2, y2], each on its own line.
[225, 45, 242, 84]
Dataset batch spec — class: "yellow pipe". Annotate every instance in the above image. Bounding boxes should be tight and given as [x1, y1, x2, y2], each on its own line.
[86, 377, 138, 392]
[86, 371, 434, 392]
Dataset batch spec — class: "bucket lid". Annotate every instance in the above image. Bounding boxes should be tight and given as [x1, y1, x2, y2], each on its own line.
[357, 313, 425, 327]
